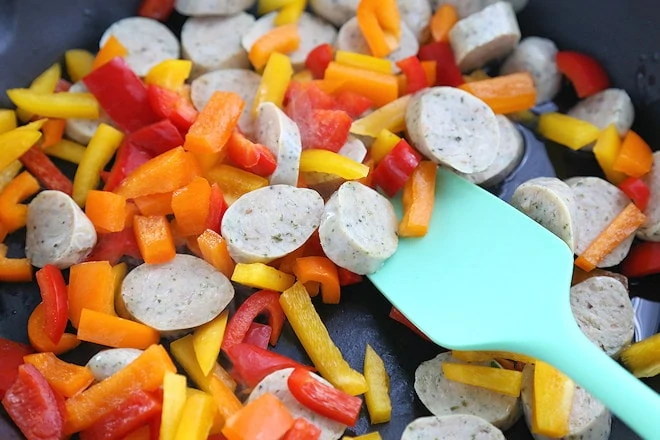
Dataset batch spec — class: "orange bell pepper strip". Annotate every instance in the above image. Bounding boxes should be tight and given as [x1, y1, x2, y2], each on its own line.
[205, 164, 269, 205]
[222, 393, 294, 440]
[459, 72, 537, 114]
[134, 191, 174, 216]
[27, 303, 80, 354]
[0, 171, 40, 233]
[399, 161, 438, 237]
[430, 4, 458, 42]
[575, 203, 647, 272]
[292, 257, 341, 304]
[40, 118, 66, 149]
[92, 35, 128, 70]
[325, 62, 398, 108]
[0, 243, 32, 282]
[197, 229, 236, 278]
[356, 0, 401, 58]
[133, 215, 176, 264]
[612, 130, 654, 178]
[171, 176, 212, 237]
[248, 24, 300, 71]
[68, 261, 116, 328]
[184, 92, 245, 155]
[85, 190, 127, 233]
[77, 308, 161, 349]
[23, 352, 95, 398]
[64, 344, 175, 435]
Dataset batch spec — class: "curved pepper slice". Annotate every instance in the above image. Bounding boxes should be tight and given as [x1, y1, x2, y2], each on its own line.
[222, 289, 286, 351]
[356, 0, 401, 58]
[35, 265, 68, 345]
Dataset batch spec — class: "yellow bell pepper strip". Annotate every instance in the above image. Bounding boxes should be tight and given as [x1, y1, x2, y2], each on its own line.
[370, 129, 401, 164]
[0, 171, 40, 233]
[350, 94, 411, 137]
[0, 160, 23, 193]
[356, 0, 401, 58]
[232, 263, 296, 292]
[205, 164, 269, 205]
[222, 393, 294, 440]
[44, 139, 86, 164]
[537, 112, 601, 150]
[451, 350, 536, 364]
[575, 202, 647, 272]
[174, 389, 216, 440]
[258, 0, 295, 14]
[0, 243, 33, 282]
[299, 149, 370, 180]
[248, 24, 301, 71]
[459, 72, 537, 114]
[442, 362, 523, 397]
[92, 35, 128, 70]
[292, 69, 314, 82]
[0, 128, 42, 171]
[621, 333, 660, 378]
[344, 433, 382, 440]
[532, 361, 574, 438]
[252, 52, 294, 116]
[363, 344, 391, 424]
[275, 0, 306, 25]
[593, 124, 627, 184]
[184, 91, 245, 155]
[280, 282, 368, 395]
[335, 50, 393, 74]
[160, 372, 188, 440]
[145, 59, 193, 91]
[72, 123, 124, 206]
[612, 129, 654, 178]
[65, 49, 95, 83]
[0, 109, 17, 134]
[16, 62, 62, 122]
[8, 89, 100, 120]
[292, 256, 341, 304]
[399, 161, 438, 237]
[325, 62, 398, 108]
[193, 310, 229, 376]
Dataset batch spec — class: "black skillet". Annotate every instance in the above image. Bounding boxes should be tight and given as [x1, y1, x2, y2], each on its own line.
[0, 0, 659, 438]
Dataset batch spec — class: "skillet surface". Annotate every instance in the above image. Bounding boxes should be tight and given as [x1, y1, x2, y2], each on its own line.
[0, 0, 659, 438]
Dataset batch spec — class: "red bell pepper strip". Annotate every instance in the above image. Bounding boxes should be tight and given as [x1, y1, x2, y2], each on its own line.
[556, 51, 610, 98]
[396, 56, 428, 94]
[333, 90, 372, 119]
[417, 41, 463, 87]
[243, 322, 272, 349]
[19, 145, 74, 195]
[222, 289, 286, 351]
[128, 119, 185, 156]
[622, 242, 660, 278]
[225, 343, 315, 388]
[35, 265, 68, 345]
[618, 177, 651, 212]
[285, 82, 337, 111]
[2, 363, 65, 440]
[78, 390, 162, 440]
[147, 85, 198, 134]
[205, 183, 227, 233]
[372, 139, 422, 197]
[0, 338, 33, 399]
[138, 0, 175, 21]
[287, 368, 362, 427]
[282, 418, 322, 440]
[389, 307, 431, 341]
[83, 57, 160, 133]
[103, 138, 154, 192]
[337, 267, 363, 286]
[86, 227, 142, 265]
[305, 43, 334, 79]
[226, 131, 278, 177]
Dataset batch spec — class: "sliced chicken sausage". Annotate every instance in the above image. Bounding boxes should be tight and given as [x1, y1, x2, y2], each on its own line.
[65, 82, 115, 145]
[568, 88, 635, 137]
[86, 348, 143, 381]
[175, 0, 257, 16]
[401, 415, 506, 440]
[638, 151, 660, 241]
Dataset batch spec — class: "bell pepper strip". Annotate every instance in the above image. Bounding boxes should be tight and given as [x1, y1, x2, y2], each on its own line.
[292, 256, 340, 304]
[388, 307, 430, 341]
[537, 112, 601, 151]
[363, 344, 391, 424]
[417, 41, 464, 87]
[334, 90, 373, 119]
[171, 176, 211, 236]
[8, 88, 100, 119]
[274, 0, 306, 25]
[73, 123, 124, 206]
[612, 129, 654, 178]
[92, 36, 128, 70]
[223, 393, 294, 440]
[205, 163, 269, 205]
[280, 282, 368, 395]
[123, 425, 152, 440]
[299, 149, 370, 180]
[356, 0, 401, 58]
[134, 192, 173, 216]
[442, 362, 523, 397]
[350, 94, 410, 137]
[459, 72, 537, 114]
[42, 139, 83, 165]
[305, 43, 334, 79]
[574, 202, 647, 272]
[252, 52, 294, 116]
[282, 418, 322, 440]
[0, 338, 33, 399]
[430, 3, 458, 42]
[335, 51, 393, 75]
[86, 227, 142, 265]
[248, 24, 301, 71]
[0, 252, 33, 282]
[2, 363, 65, 440]
[84, 57, 160, 132]
[226, 131, 278, 177]
[15, 62, 62, 122]
[170, 335, 218, 392]
[532, 360, 574, 437]
[347, 433, 382, 440]
[292, 69, 314, 83]
[622, 242, 660, 278]
[192, 310, 229, 376]
[184, 91, 245, 155]
[160, 372, 187, 440]
[207, 183, 227, 233]
[370, 129, 402, 163]
[593, 124, 627, 184]
[396, 56, 428, 95]
[40, 118, 66, 148]
[22, 352, 95, 398]
[65, 49, 95, 83]
[145, 59, 192, 91]
[147, 85, 199, 134]
[0, 127, 42, 172]
[133, 215, 176, 264]
[0, 171, 40, 233]
[68, 261, 116, 328]
[324, 62, 398, 108]
[243, 322, 272, 349]
[173, 389, 216, 440]
[258, 0, 296, 14]
[103, 141, 154, 193]
[111, 262, 129, 318]
[619, 177, 651, 211]
[620, 333, 660, 378]
[197, 229, 236, 278]
[463, 69, 491, 83]
[77, 308, 161, 349]
[232, 263, 296, 292]
[28, 303, 80, 354]
[556, 51, 610, 98]
[287, 367, 362, 426]
[372, 139, 423, 197]
[399, 161, 438, 237]
[85, 190, 127, 233]
[19, 145, 73, 194]
[138, 0, 175, 20]
[0, 109, 18, 134]
[337, 267, 363, 286]
[128, 119, 185, 156]
[222, 289, 286, 351]
[35, 264, 68, 345]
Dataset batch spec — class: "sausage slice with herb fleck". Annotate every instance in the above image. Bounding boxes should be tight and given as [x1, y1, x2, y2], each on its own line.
[401, 415, 506, 440]
[175, 0, 257, 17]
[86, 348, 143, 381]
[256, 102, 303, 186]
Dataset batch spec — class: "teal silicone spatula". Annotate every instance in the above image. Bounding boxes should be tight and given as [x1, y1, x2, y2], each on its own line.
[368, 167, 660, 439]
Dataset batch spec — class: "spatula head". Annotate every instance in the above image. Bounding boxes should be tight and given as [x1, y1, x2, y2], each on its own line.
[368, 167, 575, 353]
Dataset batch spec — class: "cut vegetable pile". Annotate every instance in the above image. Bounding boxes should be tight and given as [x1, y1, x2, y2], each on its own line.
[1, 0, 659, 439]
